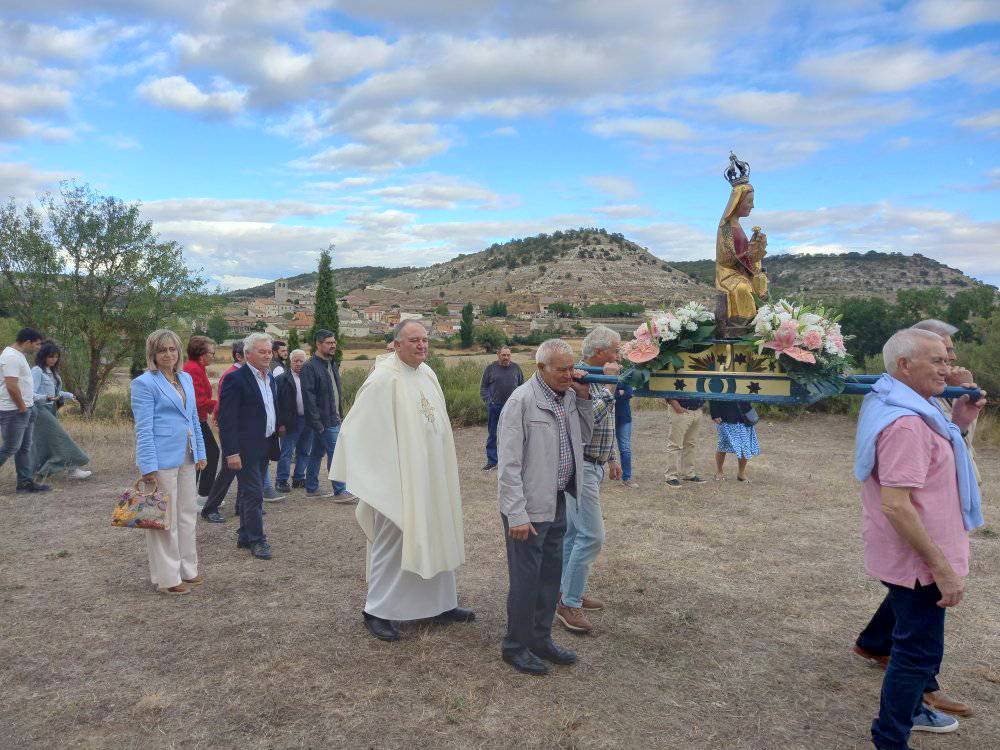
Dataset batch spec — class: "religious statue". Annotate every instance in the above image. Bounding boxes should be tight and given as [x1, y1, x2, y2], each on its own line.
[715, 152, 768, 333]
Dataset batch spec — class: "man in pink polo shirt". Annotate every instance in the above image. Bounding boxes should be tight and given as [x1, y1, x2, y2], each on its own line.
[856, 329, 985, 750]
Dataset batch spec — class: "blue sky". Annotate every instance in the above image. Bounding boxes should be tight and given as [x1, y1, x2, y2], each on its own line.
[1, 0, 997, 289]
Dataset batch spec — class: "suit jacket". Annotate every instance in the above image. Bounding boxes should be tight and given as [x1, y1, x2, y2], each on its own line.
[131, 369, 207, 475]
[299, 355, 344, 434]
[274, 370, 301, 430]
[218, 363, 280, 461]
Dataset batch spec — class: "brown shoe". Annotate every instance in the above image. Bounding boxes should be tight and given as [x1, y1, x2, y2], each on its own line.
[852, 644, 888, 669]
[157, 584, 190, 595]
[556, 604, 592, 633]
[580, 595, 604, 611]
[924, 689, 973, 718]
[182, 574, 205, 586]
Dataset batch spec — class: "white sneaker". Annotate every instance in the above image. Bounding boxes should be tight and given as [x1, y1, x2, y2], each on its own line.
[68, 468, 92, 480]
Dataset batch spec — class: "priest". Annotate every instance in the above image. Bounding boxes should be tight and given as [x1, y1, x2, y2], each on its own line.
[331, 319, 475, 641]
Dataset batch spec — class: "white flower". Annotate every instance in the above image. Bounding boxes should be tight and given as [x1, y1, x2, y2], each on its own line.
[800, 313, 822, 326]
[685, 320, 697, 331]
[667, 317, 682, 332]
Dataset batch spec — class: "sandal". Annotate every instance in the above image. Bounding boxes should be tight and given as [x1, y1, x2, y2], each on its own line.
[157, 584, 190, 595]
[182, 574, 205, 586]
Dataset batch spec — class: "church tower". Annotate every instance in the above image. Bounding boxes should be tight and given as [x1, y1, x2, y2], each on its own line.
[275, 279, 289, 303]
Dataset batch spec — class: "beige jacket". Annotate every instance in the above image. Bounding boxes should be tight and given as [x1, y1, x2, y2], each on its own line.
[497, 374, 594, 528]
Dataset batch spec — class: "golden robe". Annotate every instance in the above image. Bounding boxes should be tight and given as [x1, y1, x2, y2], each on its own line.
[715, 222, 767, 321]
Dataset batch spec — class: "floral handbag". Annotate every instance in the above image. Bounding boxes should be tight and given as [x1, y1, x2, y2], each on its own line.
[111, 477, 171, 530]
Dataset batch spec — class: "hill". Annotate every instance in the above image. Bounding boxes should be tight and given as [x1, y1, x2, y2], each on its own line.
[669, 251, 988, 301]
[225, 266, 417, 300]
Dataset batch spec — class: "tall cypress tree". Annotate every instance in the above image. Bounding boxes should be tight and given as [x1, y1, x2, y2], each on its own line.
[460, 302, 474, 348]
[287, 327, 300, 352]
[308, 245, 341, 361]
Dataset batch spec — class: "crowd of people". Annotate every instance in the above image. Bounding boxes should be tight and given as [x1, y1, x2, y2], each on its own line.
[0, 328, 92, 494]
[0, 313, 984, 750]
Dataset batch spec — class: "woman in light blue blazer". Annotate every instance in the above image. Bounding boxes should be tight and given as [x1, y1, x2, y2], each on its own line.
[130, 329, 207, 595]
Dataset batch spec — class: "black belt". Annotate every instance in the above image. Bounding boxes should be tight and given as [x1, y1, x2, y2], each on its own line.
[584, 457, 604, 465]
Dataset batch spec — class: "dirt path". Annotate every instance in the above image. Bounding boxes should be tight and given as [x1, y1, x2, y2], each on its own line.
[1, 413, 997, 749]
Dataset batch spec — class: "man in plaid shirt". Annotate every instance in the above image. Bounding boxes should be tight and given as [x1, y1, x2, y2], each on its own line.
[557, 326, 622, 634]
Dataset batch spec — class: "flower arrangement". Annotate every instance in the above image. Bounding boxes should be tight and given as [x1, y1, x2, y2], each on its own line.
[619, 302, 716, 387]
[747, 299, 852, 397]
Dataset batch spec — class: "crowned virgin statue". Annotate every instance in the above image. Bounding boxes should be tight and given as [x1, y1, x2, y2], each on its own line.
[715, 152, 768, 332]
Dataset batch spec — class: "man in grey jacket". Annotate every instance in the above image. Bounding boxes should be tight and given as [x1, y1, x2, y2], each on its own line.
[497, 339, 594, 676]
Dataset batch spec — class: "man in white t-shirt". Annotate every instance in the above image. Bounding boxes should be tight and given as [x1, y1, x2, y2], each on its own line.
[0, 327, 48, 493]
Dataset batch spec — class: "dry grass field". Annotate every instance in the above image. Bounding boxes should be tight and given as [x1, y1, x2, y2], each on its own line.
[1, 412, 997, 749]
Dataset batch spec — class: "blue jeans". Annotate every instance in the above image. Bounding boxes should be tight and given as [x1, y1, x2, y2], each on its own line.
[276, 415, 312, 485]
[615, 419, 633, 481]
[305, 424, 347, 495]
[485, 403, 503, 465]
[0, 406, 36, 485]
[857, 592, 939, 693]
[560, 461, 605, 608]
[871, 582, 946, 750]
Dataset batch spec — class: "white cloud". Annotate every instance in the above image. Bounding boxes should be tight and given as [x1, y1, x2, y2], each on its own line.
[799, 44, 982, 93]
[591, 204, 654, 219]
[910, 0, 1000, 30]
[137, 75, 246, 115]
[100, 133, 141, 150]
[489, 126, 518, 137]
[712, 89, 910, 131]
[367, 175, 501, 209]
[0, 161, 75, 201]
[142, 197, 344, 222]
[0, 81, 73, 141]
[589, 116, 695, 141]
[623, 221, 713, 261]
[310, 176, 377, 190]
[785, 243, 851, 255]
[216, 274, 271, 290]
[292, 122, 448, 172]
[956, 109, 1000, 131]
[585, 175, 638, 200]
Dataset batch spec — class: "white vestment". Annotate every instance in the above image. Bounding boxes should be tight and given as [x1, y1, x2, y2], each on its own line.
[331, 353, 465, 620]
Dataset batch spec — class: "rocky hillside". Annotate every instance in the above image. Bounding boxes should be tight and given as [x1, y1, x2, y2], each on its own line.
[670, 251, 987, 301]
[225, 266, 417, 300]
[356, 228, 714, 308]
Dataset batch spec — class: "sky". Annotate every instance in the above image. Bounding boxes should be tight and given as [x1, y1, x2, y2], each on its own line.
[0, 0, 998, 290]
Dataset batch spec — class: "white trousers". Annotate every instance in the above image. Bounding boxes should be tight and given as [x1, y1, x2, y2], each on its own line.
[144, 458, 199, 588]
[365, 511, 457, 621]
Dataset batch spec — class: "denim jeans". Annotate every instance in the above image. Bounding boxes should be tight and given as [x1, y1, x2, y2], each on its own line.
[0, 406, 36, 485]
[615, 419, 633, 481]
[276, 414, 312, 485]
[560, 461, 605, 608]
[485, 403, 503, 465]
[305, 424, 347, 494]
[871, 582, 946, 750]
[858, 592, 939, 693]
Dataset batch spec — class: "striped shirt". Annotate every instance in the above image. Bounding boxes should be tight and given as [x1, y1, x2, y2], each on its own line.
[534, 373, 574, 491]
[578, 362, 617, 463]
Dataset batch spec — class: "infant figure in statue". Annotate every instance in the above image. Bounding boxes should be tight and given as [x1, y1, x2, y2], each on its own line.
[715, 152, 768, 335]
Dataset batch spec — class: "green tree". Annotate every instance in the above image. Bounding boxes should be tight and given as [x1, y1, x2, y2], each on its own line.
[894, 287, 947, 325]
[306, 245, 341, 361]
[251, 320, 267, 332]
[434, 303, 448, 316]
[287, 327, 300, 351]
[0, 183, 211, 416]
[474, 324, 507, 352]
[206, 313, 230, 343]
[459, 302, 474, 348]
[944, 286, 997, 340]
[547, 301, 579, 318]
[484, 300, 508, 317]
[834, 296, 903, 359]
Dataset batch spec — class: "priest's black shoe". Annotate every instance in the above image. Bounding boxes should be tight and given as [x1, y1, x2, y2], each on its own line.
[432, 607, 476, 624]
[201, 511, 225, 523]
[502, 650, 549, 676]
[251, 542, 272, 559]
[531, 638, 577, 665]
[363, 611, 400, 642]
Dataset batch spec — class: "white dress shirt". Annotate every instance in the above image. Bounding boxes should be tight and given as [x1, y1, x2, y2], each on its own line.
[250, 364, 276, 437]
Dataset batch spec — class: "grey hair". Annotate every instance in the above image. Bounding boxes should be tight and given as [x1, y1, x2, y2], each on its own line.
[581, 325, 621, 359]
[535, 338, 573, 364]
[883, 328, 942, 375]
[911, 319, 958, 338]
[289, 348, 307, 361]
[243, 332, 273, 353]
[393, 319, 428, 341]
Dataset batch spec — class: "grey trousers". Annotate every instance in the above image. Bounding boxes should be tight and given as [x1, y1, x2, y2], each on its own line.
[0, 406, 36, 485]
[501, 493, 566, 657]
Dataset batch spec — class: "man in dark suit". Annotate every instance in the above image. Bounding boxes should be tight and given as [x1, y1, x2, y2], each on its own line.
[219, 333, 284, 559]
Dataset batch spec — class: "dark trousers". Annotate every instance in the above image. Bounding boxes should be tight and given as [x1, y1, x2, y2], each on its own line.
[236, 454, 268, 546]
[202, 463, 237, 515]
[871, 582, 946, 750]
[485, 403, 503, 465]
[501, 493, 567, 657]
[858, 591, 939, 693]
[196, 422, 220, 497]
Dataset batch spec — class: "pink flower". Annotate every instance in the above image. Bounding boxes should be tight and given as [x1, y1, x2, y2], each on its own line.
[626, 340, 659, 364]
[634, 323, 652, 342]
[619, 340, 636, 359]
[802, 330, 822, 350]
[763, 319, 816, 364]
[829, 334, 845, 353]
